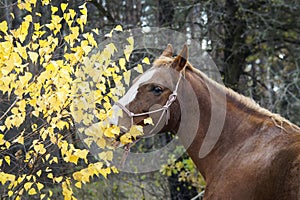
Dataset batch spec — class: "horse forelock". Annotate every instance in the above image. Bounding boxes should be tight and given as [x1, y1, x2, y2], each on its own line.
[153, 56, 195, 72]
[153, 56, 174, 67]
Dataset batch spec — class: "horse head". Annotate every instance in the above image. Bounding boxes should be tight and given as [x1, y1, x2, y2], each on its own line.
[111, 44, 189, 144]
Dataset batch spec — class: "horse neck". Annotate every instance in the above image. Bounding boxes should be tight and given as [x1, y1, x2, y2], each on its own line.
[182, 69, 272, 179]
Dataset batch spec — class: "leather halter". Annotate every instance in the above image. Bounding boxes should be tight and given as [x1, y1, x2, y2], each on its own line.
[115, 72, 183, 167]
[115, 72, 183, 136]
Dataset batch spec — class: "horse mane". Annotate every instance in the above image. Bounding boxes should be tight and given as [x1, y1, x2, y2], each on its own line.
[153, 56, 300, 132]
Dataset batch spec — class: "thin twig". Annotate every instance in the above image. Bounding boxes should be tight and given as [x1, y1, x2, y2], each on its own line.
[0, 98, 18, 122]
[191, 190, 205, 200]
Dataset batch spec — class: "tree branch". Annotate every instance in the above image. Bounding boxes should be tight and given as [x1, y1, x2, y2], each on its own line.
[0, 98, 18, 122]
[88, 0, 115, 23]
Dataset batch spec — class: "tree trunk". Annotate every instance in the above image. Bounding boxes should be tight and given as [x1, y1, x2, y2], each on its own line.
[158, 0, 174, 27]
[223, 0, 250, 91]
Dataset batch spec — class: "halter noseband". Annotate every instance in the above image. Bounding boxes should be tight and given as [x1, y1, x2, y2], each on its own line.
[115, 72, 183, 137]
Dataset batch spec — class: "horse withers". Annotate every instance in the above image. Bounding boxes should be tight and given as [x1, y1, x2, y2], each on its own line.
[112, 44, 300, 200]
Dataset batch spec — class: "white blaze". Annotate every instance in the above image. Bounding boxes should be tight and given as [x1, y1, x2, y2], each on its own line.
[110, 68, 156, 125]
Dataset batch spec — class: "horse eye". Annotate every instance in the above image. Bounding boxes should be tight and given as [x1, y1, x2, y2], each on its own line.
[152, 86, 163, 95]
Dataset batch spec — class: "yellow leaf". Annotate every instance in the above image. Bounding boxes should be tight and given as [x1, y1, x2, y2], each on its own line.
[18, 21, 30, 43]
[47, 173, 53, 179]
[5, 141, 11, 149]
[114, 25, 123, 32]
[77, 16, 86, 31]
[51, 6, 58, 14]
[0, 134, 5, 145]
[130, 125, 143, 138]
[17, 188, 24, 196]
[0, 172, 15, 185]
[49, 189, 53, 197]
[11, 107, 19, 116]
[0, 21, 8, 33]
[105, 29, 113, 38]
[79, 3, 87, 15]
[83, 138, 93, 148]
[26, 175, 32, 181]
[28, 51, 38, 64]
[142, 57, 150, 65]
[104, 126, 120, 138]
[124, 48, 133, 61]
[29, 0, 37, 6]
[9, 52, 22, 67]
[54, 176, 63, 183]
[13, 134, 24, 144]
[98, 151, 113, 161]
[92, 28, 99, 34]
[28, 188, 37, 195]
[8, 190, 13, 197]
[56, 120, 67, 130]
[36, 170, 42, 177]
[4, 156, 10, 165]
[31, 43, 39, 50]
[61, 3, 68, 12]
[16, 175, 25, 185]
[16, 42, 28, 59]
[69, 155, 79, 164]
[32, 110, 39, 117]
[118, 58, 126, 70]
[127, 36, 134, 45]
[123, 70, 131, 86]
[0, 126, 6, 132]
[73, 171, 83, 182]
[124, 37, 134, 61]
[74, 149, 88, 162]
[106, 43, 117, 55]
[144, 117, 154, 125]
[96, 138, 106, 148]
[98, 167, 111, 179]
[24, 182, 33, 191]
[34, 143, 46, 154]
[45, 153, 50, 161]
[52, 157, 58, 163]
[135, 64, 143, 73]
[24, 15, 32, 22]
[18, 99, 26, 112]
[75, 182, 81, 188]
[41, 0, 50, 6]
[120, 133, 132, 145]
[36, 182, 44, 191]
[111, 166, 119, 173]
[40, 194, 46, 199]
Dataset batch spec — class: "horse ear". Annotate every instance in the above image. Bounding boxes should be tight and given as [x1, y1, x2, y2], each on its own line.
[171, 44, 188, 71]
[161, 44, 173, 57]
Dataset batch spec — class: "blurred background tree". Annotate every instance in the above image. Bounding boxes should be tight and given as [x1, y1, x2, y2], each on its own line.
[1, 0, 299, 199]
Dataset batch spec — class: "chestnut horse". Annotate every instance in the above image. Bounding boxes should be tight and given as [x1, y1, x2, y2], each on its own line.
[112, 44, 300, 199]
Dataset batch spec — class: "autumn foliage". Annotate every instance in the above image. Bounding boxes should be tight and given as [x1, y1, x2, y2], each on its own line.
[0, 1, 144, 199]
